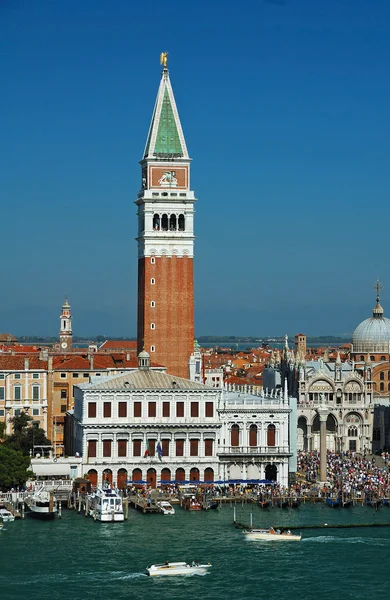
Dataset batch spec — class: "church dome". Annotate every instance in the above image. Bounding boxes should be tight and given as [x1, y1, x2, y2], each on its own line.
[352, 286, 390, 353]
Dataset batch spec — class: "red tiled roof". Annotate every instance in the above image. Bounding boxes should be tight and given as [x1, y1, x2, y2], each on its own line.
[0, 334, 17, 343]
[0, 356, 47, 370]
[99, 340, 137, 350]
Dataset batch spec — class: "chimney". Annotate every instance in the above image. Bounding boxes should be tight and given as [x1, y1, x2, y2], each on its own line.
[126, 352, 130, 362]
[48, 356, 53, 371]
[89, 353, 94, 370]
[24, 357, 29, 371]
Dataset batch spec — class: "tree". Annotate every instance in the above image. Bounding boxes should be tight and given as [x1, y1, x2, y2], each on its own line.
[5, 413, 51, 456]
[0, 446, 33, 491]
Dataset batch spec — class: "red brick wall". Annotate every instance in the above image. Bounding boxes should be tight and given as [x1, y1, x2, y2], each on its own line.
[137, 255, 194, 379]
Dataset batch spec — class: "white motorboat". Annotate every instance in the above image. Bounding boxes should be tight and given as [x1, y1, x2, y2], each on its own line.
[157, 501, 175, 515]
[25, 488, 58, 520]
[88, 487, 124, 522]
[244, 528, 302, 541]
[0, 509, 15, 522]
[146, 562, 212, 577]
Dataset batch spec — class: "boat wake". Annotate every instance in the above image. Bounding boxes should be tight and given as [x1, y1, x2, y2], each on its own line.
[303, 536, 390, 546]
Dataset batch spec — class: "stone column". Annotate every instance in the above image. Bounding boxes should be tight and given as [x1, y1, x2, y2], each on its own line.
[317, 405, 329, 482]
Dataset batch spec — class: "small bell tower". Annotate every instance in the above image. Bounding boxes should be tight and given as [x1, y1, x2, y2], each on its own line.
[59, 297, 72, 352]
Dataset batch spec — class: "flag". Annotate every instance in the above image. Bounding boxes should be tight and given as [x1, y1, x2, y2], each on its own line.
[144, 440, 150, 458]
[157, 441, 163, 462]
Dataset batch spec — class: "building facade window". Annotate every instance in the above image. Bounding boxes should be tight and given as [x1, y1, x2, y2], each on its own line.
[204, 439, 213, 456]
[205, 402, 214, 417]
[32, 386, 39, 400]
[151, 301, 155, 307]
[88, 402, 97, 418]
[133, 440, 141, 456]
[176, 402, 184, 417]
[61, 390, 67, 399]
[231, 424, 239, 447]
[118, 439, 127, 457]
[103, 402, 111, 418]
[151, 257, 155, 264]
[14, 386, 21, 401]
[151, 346, 155, 353]
[14, 374, 21, 379]
[33, 373, 39, 379]
[190, 439, 199, 456]
[32, 408, 40, 416]
[162, 402, 170, 417]
[151, 323, 155, 330]
[249, 424, 257, 447]
[151, 278, 155, 285]
[162, 439, 170, 456]
[0, 388, 4, 400]
[118, 402, 127, 418]
[148, 402, 156, 417]
[103, 440, 112, 457]
[190, 402, 199, 417]
[88, 440, 97, 457]
[134, 402, 142, 417]
[175, 439, 184, 456]
[267, 424, 276, 447]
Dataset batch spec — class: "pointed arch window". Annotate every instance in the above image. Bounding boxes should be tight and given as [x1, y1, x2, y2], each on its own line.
[153, 214, 160, 230]
[178, 214, 185, 231]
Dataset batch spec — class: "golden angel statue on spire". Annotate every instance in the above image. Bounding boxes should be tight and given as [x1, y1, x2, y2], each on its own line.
[160, 52, 168, 68]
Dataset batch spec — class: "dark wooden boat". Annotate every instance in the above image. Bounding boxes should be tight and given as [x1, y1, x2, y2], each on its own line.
[325, 497, 340, 508]
[289, 500, 300, 509]
[382, 499, 389, 507]
[258, 500, 271, 509]
[341, 500, 352, 508]
[365, 499, 381, 509]
[276, 499, 289, 509]
[207, 501, 219, 510]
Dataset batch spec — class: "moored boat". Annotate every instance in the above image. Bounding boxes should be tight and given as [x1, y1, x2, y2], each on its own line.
[276, 499, 289, 509]
[258, 500, 271, 509]
[365, 499, 381, 509]
[181, 497, 202, 511]
[157, 500, 175, 515]
[146, 561, 212, 577]
[244, 528, 302, 541]
[0, 508, 15, 522]
[325, 497, 340, 508]
[289, 500, 300, 509]
[88, 487, 124, 522]
[25, 488, 58, 520]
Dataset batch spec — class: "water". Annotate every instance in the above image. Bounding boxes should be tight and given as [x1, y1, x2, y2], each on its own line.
[1, 503, 389, 600]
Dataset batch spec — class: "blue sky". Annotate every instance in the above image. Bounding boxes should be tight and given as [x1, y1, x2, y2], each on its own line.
[2, 0, 390, 337]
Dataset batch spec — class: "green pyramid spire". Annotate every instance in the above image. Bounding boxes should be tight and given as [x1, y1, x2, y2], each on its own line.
[143, 68, 189, 160]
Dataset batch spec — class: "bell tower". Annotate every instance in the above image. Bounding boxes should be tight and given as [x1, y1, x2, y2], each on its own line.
[59, 297, 72, 352]
[136, 53, 195, 378]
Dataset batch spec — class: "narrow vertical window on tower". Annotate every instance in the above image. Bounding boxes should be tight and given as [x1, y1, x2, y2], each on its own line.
[151, 278, 155, 285]
[151, 323, 155, 330]
[151, 257, 155, 264]
[151, 301, 155, 308]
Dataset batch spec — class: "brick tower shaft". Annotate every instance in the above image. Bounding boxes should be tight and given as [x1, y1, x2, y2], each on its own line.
[136, 56, 196, 378]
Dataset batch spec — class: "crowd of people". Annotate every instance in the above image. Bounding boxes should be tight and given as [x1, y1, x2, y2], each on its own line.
[296, 450, 390, 499]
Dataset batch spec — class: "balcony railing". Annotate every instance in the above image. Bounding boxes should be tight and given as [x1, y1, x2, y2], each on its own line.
[217, 446, 291, 456]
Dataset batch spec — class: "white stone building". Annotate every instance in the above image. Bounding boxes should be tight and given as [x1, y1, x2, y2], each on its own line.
[65, 353, 297, 488]
[217, 383, 296, 487]
[66, 353, 221, 488]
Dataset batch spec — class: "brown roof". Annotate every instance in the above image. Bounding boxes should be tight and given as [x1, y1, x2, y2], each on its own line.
[99, 340, 137, 350]
[0, 334, 17, 343]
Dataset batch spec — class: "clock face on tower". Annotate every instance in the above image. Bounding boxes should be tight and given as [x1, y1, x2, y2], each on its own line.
[61, 342, 67, 349]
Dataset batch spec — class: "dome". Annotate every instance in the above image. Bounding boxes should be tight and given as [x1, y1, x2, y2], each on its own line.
[352, 290, 390, 353]
[138, 349, 150, 359]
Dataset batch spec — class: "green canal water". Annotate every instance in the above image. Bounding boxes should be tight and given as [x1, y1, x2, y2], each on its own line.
[1, 503, 389, 600]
